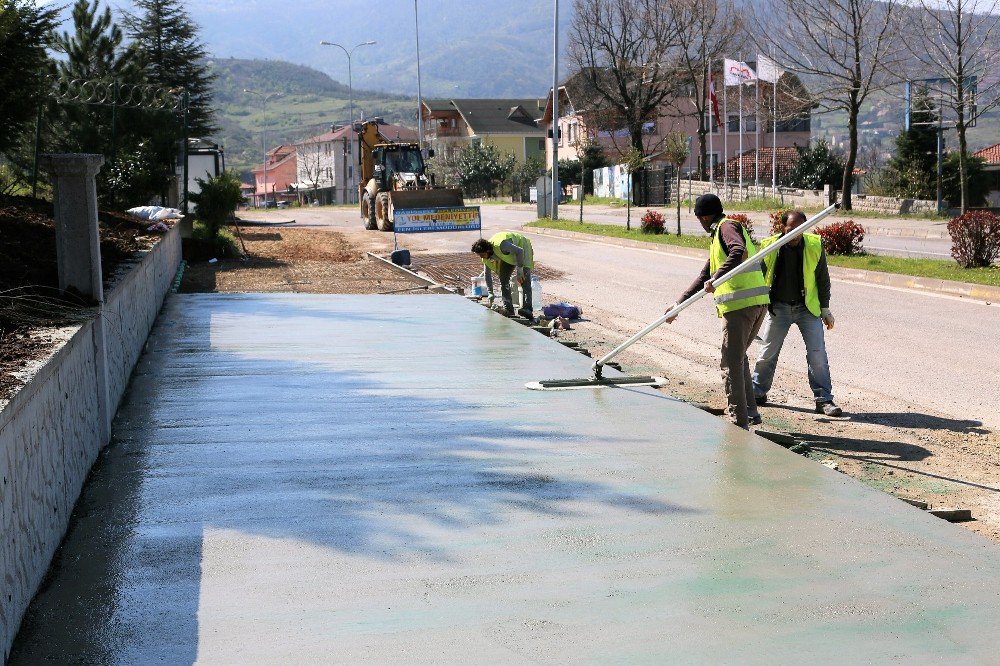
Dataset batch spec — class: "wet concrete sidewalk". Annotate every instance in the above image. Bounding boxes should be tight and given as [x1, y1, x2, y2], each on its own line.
[11, 294, 1000, 663]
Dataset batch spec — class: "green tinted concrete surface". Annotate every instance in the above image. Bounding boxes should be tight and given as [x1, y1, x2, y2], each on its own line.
[11, 294, 1000, 664]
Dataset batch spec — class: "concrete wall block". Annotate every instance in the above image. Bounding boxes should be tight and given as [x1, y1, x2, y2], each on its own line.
[0, 224, 180, 659]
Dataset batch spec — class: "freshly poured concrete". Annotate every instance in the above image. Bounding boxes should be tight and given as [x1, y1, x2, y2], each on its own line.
[11, 294, 1000, 663]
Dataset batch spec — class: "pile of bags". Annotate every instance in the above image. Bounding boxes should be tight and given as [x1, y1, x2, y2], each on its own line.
[126, 206, 184, 221]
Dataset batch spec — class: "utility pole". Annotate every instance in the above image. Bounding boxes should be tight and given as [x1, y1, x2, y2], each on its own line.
[551, 0, 559, 220]
[244, 89, 282, 207]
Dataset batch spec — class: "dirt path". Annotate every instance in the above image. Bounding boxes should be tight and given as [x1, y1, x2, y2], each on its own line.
[182, 219, 999, 544]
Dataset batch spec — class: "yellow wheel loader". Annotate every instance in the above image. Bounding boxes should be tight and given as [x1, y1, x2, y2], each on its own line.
[357, 120, 465, 231]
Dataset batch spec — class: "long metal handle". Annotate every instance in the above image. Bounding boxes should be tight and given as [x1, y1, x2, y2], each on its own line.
[592, 202, 840, 378]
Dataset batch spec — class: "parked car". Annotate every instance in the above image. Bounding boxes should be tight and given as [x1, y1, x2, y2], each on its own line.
[263, 200, 277, 209]
[276, 201, 290, 209]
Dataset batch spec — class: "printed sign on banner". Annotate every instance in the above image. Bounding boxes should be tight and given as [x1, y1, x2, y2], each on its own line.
[393, 206, 482, 233]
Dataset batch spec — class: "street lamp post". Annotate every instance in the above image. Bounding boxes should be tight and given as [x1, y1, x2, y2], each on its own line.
[320, 39, 376, 204]
[319, 39, 376, 128]
[244, 88, 282, 207]
[551, 0, 559, 220]
[415, 0, 424, 149]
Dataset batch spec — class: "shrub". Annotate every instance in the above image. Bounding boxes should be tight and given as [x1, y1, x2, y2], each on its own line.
[640, 209, 665, 234]
[948, 210, 1000, 268]
[816, 220, 866, 255]
[768, 209, 791, 235]
[189, 170, 244, 252]
[727, 212, 754, 238]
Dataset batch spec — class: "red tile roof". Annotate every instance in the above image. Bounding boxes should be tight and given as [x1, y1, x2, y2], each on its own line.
[973, 142, 1000, 164]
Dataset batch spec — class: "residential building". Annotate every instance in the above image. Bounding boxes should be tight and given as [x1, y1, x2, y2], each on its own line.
[421, 99, 548, 164]
[292, 122, 417, 205]
[973, 142, 1000, 205]
[540, 66, 813, 180]
[251, 145, 297, 207]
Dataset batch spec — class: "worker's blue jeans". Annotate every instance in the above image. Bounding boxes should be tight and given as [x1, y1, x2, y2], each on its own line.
[752, 302, 834, 404]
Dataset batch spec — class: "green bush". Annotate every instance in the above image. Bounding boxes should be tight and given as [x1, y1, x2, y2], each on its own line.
[188, 170, 244, 252]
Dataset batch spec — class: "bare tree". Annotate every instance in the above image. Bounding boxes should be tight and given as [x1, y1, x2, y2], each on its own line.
[661, 132, 691, 234]
[753, 0, 901, 210]
[906, 0, 1000, 212]
[669, 0, 742, 180]
[296, 142, 323, 204]
[567, 0, 682, 160]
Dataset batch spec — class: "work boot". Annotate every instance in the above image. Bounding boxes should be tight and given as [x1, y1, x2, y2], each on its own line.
[516, 307, 534, 321]
[754, 393, 768, 406]
[815, 401, 843, 417]
[748, 413, 763, 426]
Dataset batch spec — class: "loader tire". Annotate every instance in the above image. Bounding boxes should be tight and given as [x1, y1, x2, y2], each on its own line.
[361, 191, 377, 230]
[375, 191, 393, 232]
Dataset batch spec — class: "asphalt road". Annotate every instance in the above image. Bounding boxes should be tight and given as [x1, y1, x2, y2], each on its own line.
[242, 205, 1000, 427]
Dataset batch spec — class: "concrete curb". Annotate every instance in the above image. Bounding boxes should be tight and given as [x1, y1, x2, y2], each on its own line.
[524, 226, 1000, 304]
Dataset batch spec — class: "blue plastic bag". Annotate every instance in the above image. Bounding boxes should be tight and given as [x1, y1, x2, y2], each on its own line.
[542, 302, 582, 319]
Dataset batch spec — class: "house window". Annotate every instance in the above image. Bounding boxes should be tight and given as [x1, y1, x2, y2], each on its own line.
[346, 141, 352, 155]
[348, 165, 353, 180]
[538, 139, 545, 151]
[327, 167, 333, 179]
[727, 114, 756, 132]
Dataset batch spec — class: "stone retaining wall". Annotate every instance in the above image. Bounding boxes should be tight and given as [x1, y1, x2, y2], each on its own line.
[0, 224, 181, 660]
[678, 180, 938, 215]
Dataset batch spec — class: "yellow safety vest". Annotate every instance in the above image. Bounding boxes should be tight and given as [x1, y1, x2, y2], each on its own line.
[710, 219, 770, 315]
[760, 233, 823, 317]
[483, 231, 534, 274]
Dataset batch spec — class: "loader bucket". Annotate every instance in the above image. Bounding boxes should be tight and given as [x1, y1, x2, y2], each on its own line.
[388, 189, 465, 212]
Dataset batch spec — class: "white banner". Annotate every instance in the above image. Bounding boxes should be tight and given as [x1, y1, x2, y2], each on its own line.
[393, 206, 482, 233]
[756, 54, 785, 83]
[724, 59, 756, 86]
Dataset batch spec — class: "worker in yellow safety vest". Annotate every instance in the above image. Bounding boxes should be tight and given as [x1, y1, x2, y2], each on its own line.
[751, 210, 842, 416]
[472, 232, 535, 319]
[665, 193, 770, 429]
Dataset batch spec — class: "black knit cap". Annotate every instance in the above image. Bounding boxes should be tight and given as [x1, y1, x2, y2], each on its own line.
[694, 193, 723, 217]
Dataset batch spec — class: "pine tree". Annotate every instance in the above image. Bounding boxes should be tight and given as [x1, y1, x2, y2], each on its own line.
[124, 0, 216, 136]
[50, 0, 145, 155]
[883, 90, 939, 200]
[0, 0, 58, 156]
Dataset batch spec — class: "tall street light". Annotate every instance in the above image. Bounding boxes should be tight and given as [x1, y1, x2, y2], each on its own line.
[319, 39, 376, 127]
[414, 0, 424, 149]
[244, 88, 282, 207]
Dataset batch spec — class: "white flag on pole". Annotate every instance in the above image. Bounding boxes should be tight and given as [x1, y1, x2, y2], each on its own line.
[724, 59, 756, 86]
[756, 54, 785, 83]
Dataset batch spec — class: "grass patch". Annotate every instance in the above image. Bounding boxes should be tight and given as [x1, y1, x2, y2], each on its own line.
[527, 218, 1000, 287]
[192, 220, 241, 258]
[827, 254, 1000, 287]
[526, 218, 710, 250]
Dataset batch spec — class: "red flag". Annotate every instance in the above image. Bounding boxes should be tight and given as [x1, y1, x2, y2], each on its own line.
[708, 75, 723, 130]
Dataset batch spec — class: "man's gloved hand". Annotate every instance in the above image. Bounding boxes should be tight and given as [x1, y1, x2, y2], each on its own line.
[516, 267, 528, 285]
[821, 307, 835, 330]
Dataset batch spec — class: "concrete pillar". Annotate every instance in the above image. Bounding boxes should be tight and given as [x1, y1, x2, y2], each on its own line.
[40, 154, 105, 302]
[40, 154, 112, 446]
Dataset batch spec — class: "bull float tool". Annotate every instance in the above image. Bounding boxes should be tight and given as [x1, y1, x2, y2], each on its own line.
[526, 202, 840, 390]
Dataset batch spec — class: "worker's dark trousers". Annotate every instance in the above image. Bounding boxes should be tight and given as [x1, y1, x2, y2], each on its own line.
[720, 304, 767, 429]
[497, 262, 532, 314]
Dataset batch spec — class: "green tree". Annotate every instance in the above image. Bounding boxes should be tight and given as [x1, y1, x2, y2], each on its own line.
[506, 155, 544, 202]
[579, 140, 607, 195]
[941, 153, 990, 208]
[882, 90, 938, 199]
[558, 158, 582, 186]
[660, 132, 690, 235]
[124, 0, 216, 136]
[189, 170, 243, 249]
[456, 142, 516, 198]
[784, 140, 845, 190]
[0, 0, 58, 156]
[50, 0, 147, 157]
[125, 0, 217, 201]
